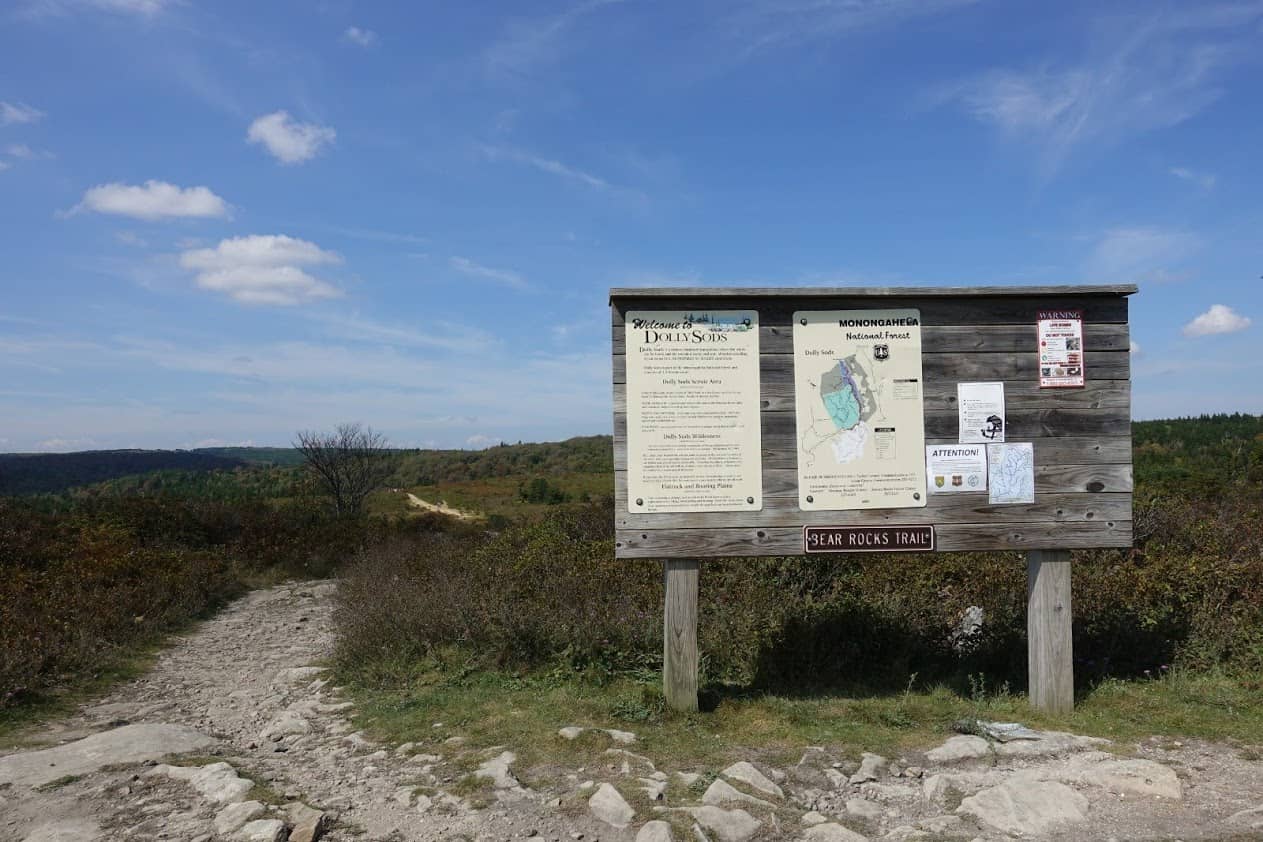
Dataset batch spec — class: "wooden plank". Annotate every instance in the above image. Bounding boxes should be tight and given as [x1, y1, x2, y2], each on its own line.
[615, 521, 1133, 557]
[614, 405, 1132, 440]
[611, 284, 1138, 298]
[613, 434, 1132, 471]
[614, 379, 1131, 412]
[612, 351, 1130, 384]
[615, 492, 1132, 529]
[613, 323, 1131, 355]
[613, 296, 1130, 326]
[663, 559, 699, 712]
[1027, 550, 1074, 714]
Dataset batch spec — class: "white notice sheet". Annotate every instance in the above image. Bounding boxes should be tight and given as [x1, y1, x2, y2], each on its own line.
[624, 310, 763, 513]
[987, 442, 1035, 505]
[958, 381, 1005, 443]
[926, 443, 987, 494]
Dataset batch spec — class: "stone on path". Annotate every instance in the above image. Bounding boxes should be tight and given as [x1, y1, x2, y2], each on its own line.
[286, 801, 329, 842]
[1228, 805, 1263, 829]
[801, 823, 868, 842]
[21, 819, 102, 842]
[235, 819, 286, 842]
[605, 728, 637, 744]
[636, 820, 676, 842]
[801, 811, 828, 826]
[702, 778, 776, 810]
[993, 731, 1108, 757]
[845, 798, 883, 822]
[474, 750, 520, 789]
[272, 666, 326, 687]
[721, 761, 784, 799]
[151, 762, 254, 804]
[925, 735, 990, 764]
[687, 806, 761, 842]
[676, 771, 703, 787]
[849, 753, 888, 784]
[214, 800, 265, 836]
[558, 726, 585, 740]
[0, 724, 215, 788]
[589, 783, 636, 828]
[1076, 758, 1182, 800]
[260, 710, 311, 742]
[956, 779, 1088, 836]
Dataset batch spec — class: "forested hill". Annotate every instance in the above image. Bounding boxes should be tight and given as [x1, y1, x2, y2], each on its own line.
[0, 450, 249, 496]
[389, 435, 613, 486]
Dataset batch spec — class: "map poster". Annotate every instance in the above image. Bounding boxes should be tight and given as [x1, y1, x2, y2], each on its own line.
[987, 442, 1035, 505]
[793, 309, 927, 511]
[957, 381, 1005, 442]
[625, 310, 763, 513]
[925, 443, 987, 494]
[1037, 309, 1085, 388]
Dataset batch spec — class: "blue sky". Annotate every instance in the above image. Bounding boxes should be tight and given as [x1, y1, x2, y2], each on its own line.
[1, 0, 1260, 452]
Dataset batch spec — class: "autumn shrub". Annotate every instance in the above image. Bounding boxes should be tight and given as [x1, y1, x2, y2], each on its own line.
[335, 484, 1263, 695]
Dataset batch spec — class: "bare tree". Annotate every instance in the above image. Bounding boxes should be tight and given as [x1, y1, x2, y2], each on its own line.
[294, 423, 396, 515]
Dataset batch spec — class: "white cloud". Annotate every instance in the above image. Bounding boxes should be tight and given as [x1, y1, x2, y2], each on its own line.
[723, 0, 977, 57]
[180, 235, 343, 306]
[465, 434, 500, 449]
[115, 230, 148, 247]
[5, 144, 35, 159]
[246, 111, 335, 165]
[1170, 166, 1217, 190]
[72, 180, 230, 221]
[479, 144, 611, 191]
[449, 256, 528, 289]
[36, 437, 99, 452]
[1183, 304, 1252, 337]
[1084, 227, 1201, 283]
[0, 101, 44, 125]
[343, 26, 376, 47]
[0, 161, 10, 173]
[936, 4, 1263, 174]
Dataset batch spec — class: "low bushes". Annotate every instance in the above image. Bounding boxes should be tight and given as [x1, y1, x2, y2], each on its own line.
[335, 483, 1263, 695]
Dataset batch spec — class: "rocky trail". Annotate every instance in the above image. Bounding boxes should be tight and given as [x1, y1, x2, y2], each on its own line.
[2, 581, 1263, 842]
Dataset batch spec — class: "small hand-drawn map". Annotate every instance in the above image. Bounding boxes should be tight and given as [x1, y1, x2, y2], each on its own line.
[793, 309, 927, 511]
[987, 442, 1035, 505]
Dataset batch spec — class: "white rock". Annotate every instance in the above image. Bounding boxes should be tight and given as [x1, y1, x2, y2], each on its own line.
[702, 778, 776, 810]
[676, 772, 703, 787]
[415, 794, 433, 814]
[0, 724, 214, 788]
[1228, 805, 1263, 829]
[849, 753, 888, 784]
[605, 728, 638, 744]
[559, 726, 585, 740]
[921, 774, 954, 807]
[802, 823, 868, 842]
[578, 780, 596, 791]
[394, 741, 416, 756]
[1076, 759, 1182, 800]
[917, 814, 962, 833]
[824, 769, 849, 789]
[640, 777, 669, 801]
[956, 779, 1088, 836]
[590, 782, 636, 828]
[881, 826, 929, 841]
[801, 811, 829, 826]
[845, 798, 883, 822]
[993, 731, 1108, 758]
[393, 786, 415, 806]
[721, 761, 784, 799]
[272, 666, 326, 686]
[688, 806, 761, 842]
[235, 819, 286, 842]
[20, 819, 102, 842]
[636, 820, 676, 842]
[260, 710, 311, 742]
[474, 751, 520, 789]
[214, 801, 265, 836]
[925, 735, 990, 764]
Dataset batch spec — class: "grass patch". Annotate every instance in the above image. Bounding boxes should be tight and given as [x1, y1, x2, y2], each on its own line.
[340, 661, 1263, 777]
[35, 774, 84, 791]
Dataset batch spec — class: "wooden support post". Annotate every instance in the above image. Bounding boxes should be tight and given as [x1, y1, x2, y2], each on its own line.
[663, 559, 699, 712]
[1027, 549, 1074, 714]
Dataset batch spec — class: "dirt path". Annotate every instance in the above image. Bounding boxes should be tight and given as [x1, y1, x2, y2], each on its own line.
[405, 492, 479, 521]
[2, 582, 1262, 842]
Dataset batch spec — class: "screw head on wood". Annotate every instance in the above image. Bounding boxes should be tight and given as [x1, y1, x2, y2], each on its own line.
[747, 496, 754, 504]
[635, 498, 643, 506]
[805, 495, 814, 503]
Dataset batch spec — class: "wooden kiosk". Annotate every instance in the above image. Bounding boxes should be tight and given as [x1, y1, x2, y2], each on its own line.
[610, 286, 1135, 714]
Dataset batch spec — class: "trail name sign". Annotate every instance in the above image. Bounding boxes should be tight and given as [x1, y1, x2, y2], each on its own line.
[611, 285, 1136, 714]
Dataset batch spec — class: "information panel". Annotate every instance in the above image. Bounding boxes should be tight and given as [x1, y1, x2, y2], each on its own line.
[625, 310, 763, 513]
[792, 309, 927, 511]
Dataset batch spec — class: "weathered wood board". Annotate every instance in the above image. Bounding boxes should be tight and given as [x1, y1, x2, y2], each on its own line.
[611, 286, 1135, 558]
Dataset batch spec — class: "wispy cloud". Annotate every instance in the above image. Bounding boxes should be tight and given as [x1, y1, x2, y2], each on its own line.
[449, 256, 528, 290]
[1183, 304, 1252, 337]
[935, 3, 1263, 175]
[247, 111, 336, 165]
[70, 180, 231, 221]
[478, 144, 611, 191]
[180, 235, 343, 306]
[721, 0, 978, 57]
[0, 101, 44, 126]
[1170, 166, 1217, 190]
[306, 311, 499, 354]
[1083, 226, 1201, 284]
[22, 0, 169, 17]
[343, 26, 377, 47]
[482, 0, 623, 81]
